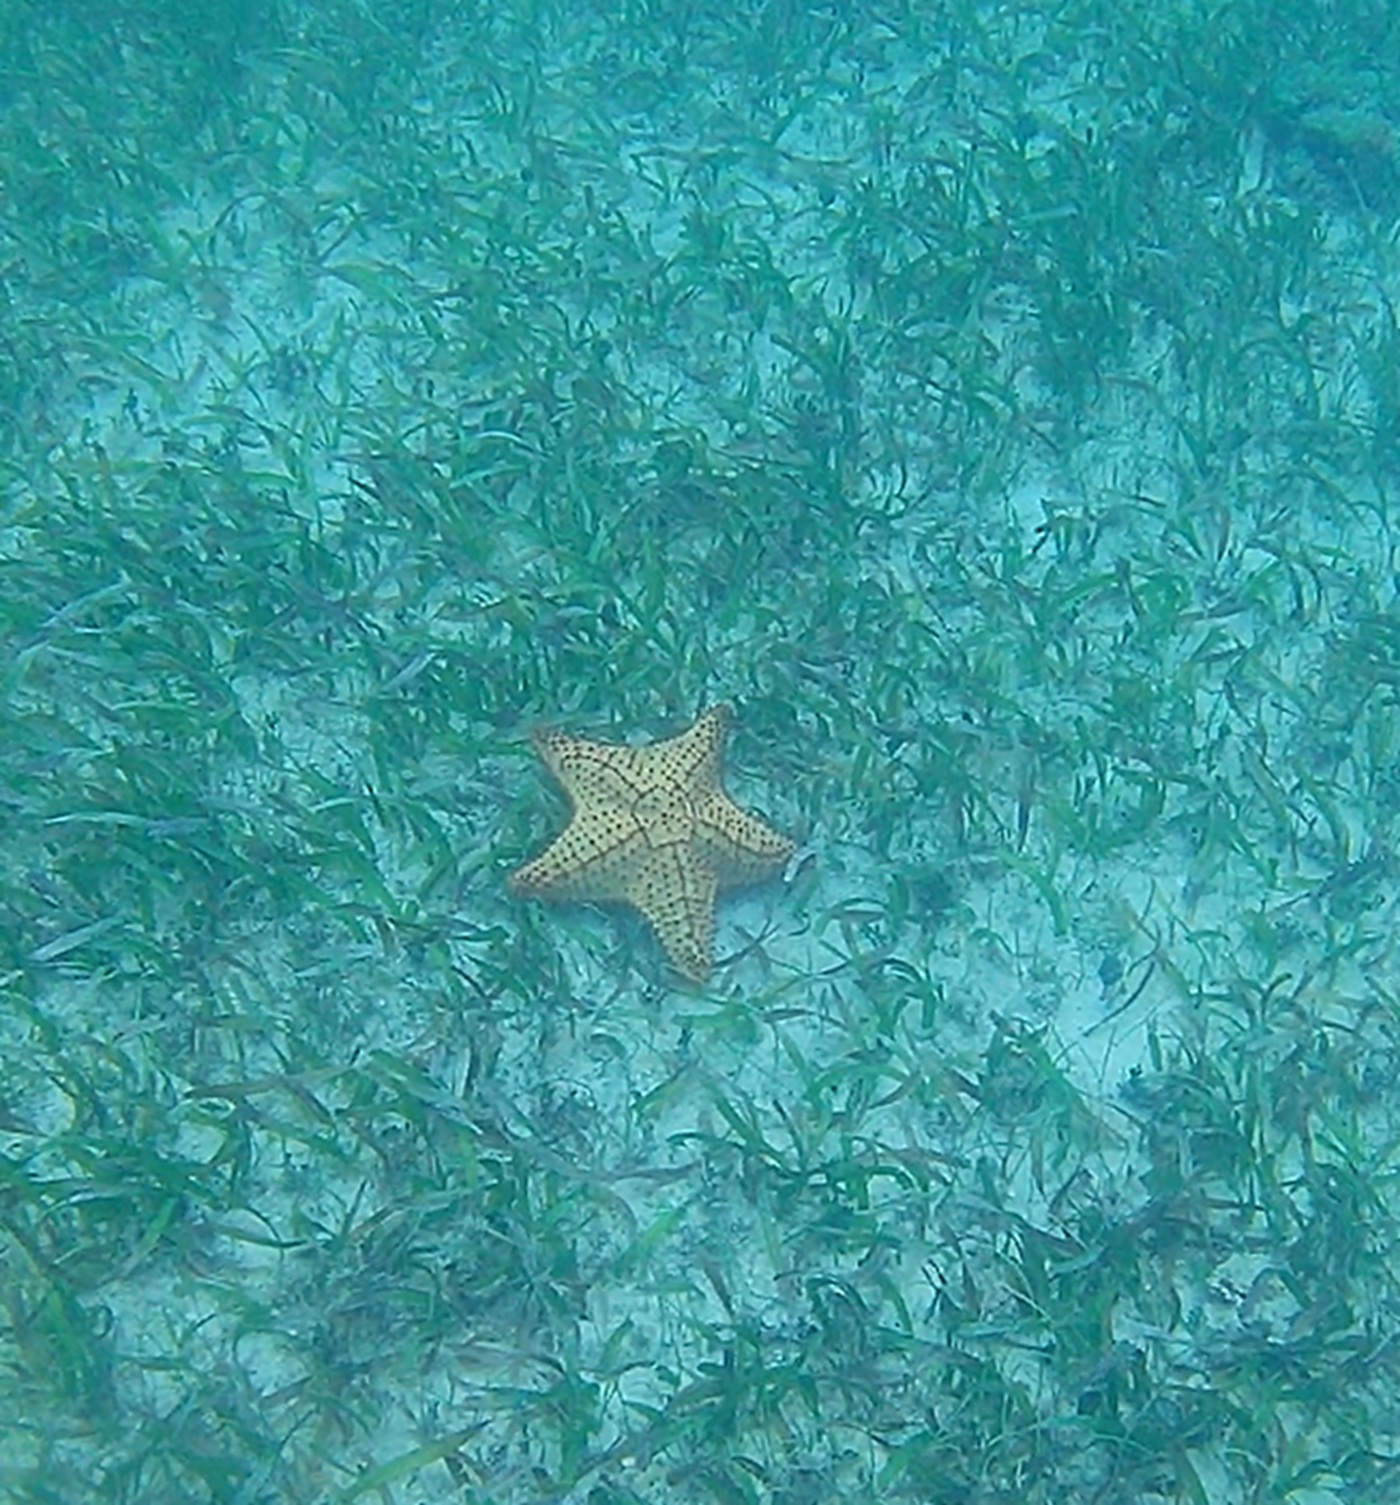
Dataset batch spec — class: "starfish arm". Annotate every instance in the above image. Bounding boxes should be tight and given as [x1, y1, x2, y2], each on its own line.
[643, 703, 730, 795]
[532, 728, 645, 809]
[510, 809, 647, 902]
[696, 794, 795, 885]
[623, 845, 718, 981]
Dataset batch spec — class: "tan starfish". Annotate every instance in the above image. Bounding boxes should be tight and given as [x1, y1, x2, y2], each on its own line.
[509, 704, 794, 980]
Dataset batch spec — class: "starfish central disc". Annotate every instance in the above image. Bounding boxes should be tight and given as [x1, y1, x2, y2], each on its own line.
[634, 787, 695, 847]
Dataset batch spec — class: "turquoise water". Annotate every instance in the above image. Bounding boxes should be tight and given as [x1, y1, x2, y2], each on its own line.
[3, 2, 1400, 1500]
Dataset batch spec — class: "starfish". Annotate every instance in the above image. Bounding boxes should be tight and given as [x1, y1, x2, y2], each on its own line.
[509, 704, 794, 980]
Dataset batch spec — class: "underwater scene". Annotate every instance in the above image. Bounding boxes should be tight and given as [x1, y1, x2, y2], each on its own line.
[4, 1, 1400, 1501]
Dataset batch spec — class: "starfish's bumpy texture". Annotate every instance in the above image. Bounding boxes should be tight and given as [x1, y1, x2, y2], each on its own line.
[509, 704, 793, 979]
